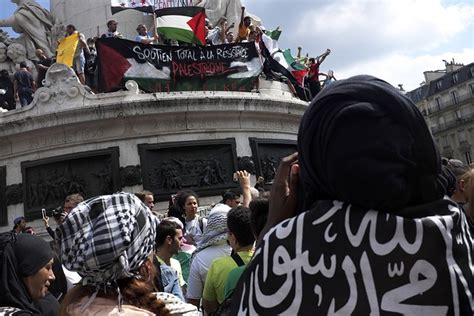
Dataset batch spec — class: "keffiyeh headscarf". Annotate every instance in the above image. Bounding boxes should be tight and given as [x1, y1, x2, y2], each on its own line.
[298, 75, 442, 212]
[59, 193, 158, 288]
[191, 210, 228, 262]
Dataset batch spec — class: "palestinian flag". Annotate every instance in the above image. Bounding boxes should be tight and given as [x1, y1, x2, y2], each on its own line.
[111, 0, 154, 14]
[275, 49, 308, 85]
[96, 38, 262, 93]
[260, 41, 310, 101]
[155, 7, 206, 45]
[264, 28, 282, 41]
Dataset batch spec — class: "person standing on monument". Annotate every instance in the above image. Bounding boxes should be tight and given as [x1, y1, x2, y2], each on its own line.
[101, 20, 123, 39]
[13, 61, 35, 107]
[134, 24, 159, 45]
[0, 70, 16, 111]
[35, 48, 51, 88]
[65, 25, 90, 85]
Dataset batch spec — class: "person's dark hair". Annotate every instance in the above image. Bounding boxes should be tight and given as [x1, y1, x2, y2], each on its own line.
[244, 16, 251, 23]
[222, 190, 240, 203]
[174, 190, 199, 212]
[66, 24, 76, 31]
[0, 69, 9, 78]
[227, 206, 255, 247]
[155, 220, 180, 247]
[135, 190, 153, 202]
[308, 57, 315, 63]
[249, 199, 269, 239]
[19, 61, 27, 68]
[59, 259, 171, 316]
[107, 20, 117, 27]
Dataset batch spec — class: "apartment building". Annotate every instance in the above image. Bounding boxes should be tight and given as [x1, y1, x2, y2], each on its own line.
[406, 61, 474, 164]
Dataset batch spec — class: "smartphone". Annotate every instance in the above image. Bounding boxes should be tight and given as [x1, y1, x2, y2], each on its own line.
[233, 172, 238, 182]
[41, 208, 47, 220]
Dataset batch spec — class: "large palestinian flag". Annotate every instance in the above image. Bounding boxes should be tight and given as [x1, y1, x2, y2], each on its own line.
[95, 38, 262, 93]
[155, 7, 206, 45]
[274, 49, 308, 85]
[111, 0, 154, 14]
[260, 41, 310, 101]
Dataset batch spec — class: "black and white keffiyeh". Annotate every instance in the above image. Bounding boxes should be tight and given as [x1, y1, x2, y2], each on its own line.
[59, 193, 158, 287]
[232, 199, 474, 315]
[190, 210, 228, 264]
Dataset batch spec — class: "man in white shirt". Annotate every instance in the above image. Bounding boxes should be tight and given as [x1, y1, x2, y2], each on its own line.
[186, 210, 231, 307]
[101, 20, 123, 39]
[134, 24, 159, 44]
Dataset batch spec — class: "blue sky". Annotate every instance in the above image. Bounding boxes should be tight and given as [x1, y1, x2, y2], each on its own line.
[2, 0, 473, 90]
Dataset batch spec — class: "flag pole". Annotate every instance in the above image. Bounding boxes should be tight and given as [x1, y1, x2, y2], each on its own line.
[153, 0, 158, 43]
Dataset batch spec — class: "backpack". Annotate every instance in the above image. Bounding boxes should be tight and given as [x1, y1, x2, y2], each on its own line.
[198, 217, 204, 233]
[211, 251, 245, 316]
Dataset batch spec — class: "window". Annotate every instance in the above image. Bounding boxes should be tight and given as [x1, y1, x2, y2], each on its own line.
[438, 116, 445, 130]
[465, 151, 472, 165]
[450, 90, 458, 104]
[436, 81, 442, 90]
[470, 83, 474, 95]
[452, 73, 459, 84]
[470, 66, 474, 77]
[435, 97, 441, 110]
[455, 110, 462, 120]
[442, 135, 449, 147]
[459, 130, 466, 142]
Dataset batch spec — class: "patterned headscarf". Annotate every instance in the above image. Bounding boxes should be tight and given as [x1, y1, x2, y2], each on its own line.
[59, 193, 158, 288]
[191, 209, 228, 263]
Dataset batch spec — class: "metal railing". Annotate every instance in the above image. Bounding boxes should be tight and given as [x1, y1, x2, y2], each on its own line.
[431, 112, 474, 134]
[427, 92, 473, 115]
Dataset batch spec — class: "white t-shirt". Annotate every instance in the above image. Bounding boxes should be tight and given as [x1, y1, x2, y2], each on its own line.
[185, 216, 207, 245]
[186, 242, 231, 300]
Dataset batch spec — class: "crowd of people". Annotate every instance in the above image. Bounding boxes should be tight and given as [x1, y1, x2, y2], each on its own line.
[1, 75, 473, 315]
[0, 6, 336, 110]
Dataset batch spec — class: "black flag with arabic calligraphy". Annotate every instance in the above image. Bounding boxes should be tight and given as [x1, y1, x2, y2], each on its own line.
[231, 199, 474, 315]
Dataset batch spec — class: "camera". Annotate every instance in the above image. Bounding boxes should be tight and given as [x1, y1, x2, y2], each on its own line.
[49, 205, 64, 219]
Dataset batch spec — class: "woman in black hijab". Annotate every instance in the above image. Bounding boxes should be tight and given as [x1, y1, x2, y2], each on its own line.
[0, 232, 57, 315]
[231, 75, 474, 315]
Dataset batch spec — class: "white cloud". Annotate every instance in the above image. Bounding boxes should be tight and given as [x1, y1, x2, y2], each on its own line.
[295, 0, 474, 55]
[286, 0, 474, 74]
[335, 48, 474, 91]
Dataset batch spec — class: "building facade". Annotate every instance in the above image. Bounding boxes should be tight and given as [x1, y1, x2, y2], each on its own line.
[406, 62, 474, 164]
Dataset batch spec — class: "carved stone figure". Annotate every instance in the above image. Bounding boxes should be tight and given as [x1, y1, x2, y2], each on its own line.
[0, 0, 54, 60]
[261, 154, 277, 183]
[193, 0, 261, 35]
[6, 43, 36, 78]
[193, 0, 242, 29]
[6, 183, 23, 205]
[237, 156, 256, 174]
[0, 43, 15, 74]
[120, 165, 143, 187]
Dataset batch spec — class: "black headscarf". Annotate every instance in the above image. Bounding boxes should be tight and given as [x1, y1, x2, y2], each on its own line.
[0, 232, 54, 314]
[298, 75, 442, 212]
